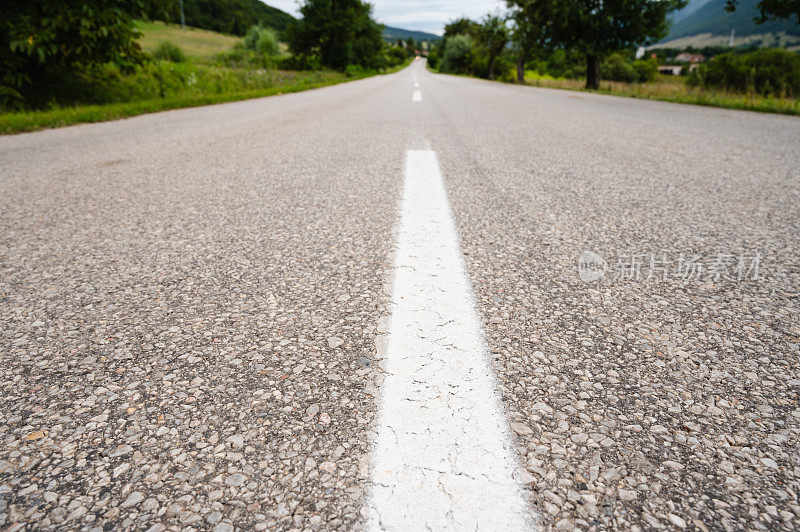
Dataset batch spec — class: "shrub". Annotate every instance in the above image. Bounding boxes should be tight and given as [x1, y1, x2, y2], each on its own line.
[152, 41, 187, 63]
[344, 64, 368, 77]
[490, 55, 515, 82]
[543, 49, 584, 79]
[386, 46, 408, 67]
[244, 25, 260, 50]
[256, 29, 279, 56]
[244, 25, 279, 57]
[601, 52, 636, 82]
[632, 58, 658, 83]
[440, 35, 474, 74]
[469, 49, 489, 78]
[427, 49, 440, 70]
[698, 49, 800, 97]
[275, 54, 319, 71]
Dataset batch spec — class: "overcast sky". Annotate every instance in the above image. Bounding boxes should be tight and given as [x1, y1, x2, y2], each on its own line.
[264, 0, 507, 35]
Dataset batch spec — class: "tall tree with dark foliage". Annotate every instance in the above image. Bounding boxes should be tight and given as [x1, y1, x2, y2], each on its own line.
[508, 0, 685, 89]
[287, 0, 384, 71]
[1, 0, 147, 108]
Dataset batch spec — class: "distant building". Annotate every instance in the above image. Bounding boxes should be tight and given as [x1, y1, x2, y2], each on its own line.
[658, 65, 684, 76]
[675, 53, 705, 63]
[657, 63, 700, 76]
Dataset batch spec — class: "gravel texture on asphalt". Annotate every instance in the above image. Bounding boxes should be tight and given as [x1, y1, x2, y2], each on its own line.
[0, 73, 412, 531]
[422, 73, 800, 530]
[1, 61, 799, 531]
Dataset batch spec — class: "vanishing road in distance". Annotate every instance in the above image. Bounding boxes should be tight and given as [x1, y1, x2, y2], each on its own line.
[1, 60, 799, 531]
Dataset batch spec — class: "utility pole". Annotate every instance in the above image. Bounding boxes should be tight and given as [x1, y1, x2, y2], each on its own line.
[729, 26, 735, 47]
[179, 0, 186, 30]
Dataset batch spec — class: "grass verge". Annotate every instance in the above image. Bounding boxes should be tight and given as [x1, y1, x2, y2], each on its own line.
[523, 74, 800, 116]
[0, 65, 408, 135]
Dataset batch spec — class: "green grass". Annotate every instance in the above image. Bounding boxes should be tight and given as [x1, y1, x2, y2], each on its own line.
[522, 72, 800, 115]
[0, 70, 381, 135]
[136, 21, 242, 61]
[0, 17, 413, 135]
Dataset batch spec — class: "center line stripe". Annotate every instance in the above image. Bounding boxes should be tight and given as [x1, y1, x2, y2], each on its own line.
[367, 151, 532, 530]
[412, 90, 422, 102]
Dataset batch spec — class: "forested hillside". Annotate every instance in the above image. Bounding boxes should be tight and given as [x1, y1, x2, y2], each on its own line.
[382, 26, 441, 43]
[146, 0, 295, 36]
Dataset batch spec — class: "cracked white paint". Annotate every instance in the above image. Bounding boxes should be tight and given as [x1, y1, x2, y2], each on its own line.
[367, 151, 532, 530]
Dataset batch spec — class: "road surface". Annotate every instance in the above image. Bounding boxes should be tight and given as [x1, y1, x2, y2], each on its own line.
[1, 60, 799, 531]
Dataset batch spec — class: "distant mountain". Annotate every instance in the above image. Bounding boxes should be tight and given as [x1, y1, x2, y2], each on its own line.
[670, 0, 713, 24]
[665, 0, 800, 40]
[382, 26, 441, 43]
[146, 0, 295, 36]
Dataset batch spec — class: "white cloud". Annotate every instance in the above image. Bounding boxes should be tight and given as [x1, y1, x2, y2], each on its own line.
[261, 0, 507, 35]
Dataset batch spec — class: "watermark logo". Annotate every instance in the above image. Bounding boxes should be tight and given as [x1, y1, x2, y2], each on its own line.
[578, 251, 761, 283]
[578, 251, 608, 282]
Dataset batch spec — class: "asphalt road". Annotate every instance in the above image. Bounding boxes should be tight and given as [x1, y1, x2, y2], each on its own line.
[1, 60, 799, 531]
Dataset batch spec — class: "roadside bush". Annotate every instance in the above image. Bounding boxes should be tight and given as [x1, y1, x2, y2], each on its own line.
[632, 58, 658, 83]
[469, 48, 490, 78]
[217, 41, 276, 69]
[244, 25, 260, 49]
[275, 54, 319, 71]
[543, 49, 584, 79]
[602, 52, 636, 82]
[494, 55, 516, 82]
[440, 35, 474, 74]
[427, 49, 440, 70]
[152, 41, 187, 63]
[386, 46, 409, 67]
[344, 64, 369, 77]
[697, 49, 800, 97]
[244, 25, 279, 57]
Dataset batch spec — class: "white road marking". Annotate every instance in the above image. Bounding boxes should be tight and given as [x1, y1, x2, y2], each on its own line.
[367, 151, 532, 530]
[414, 82, 420, 88]
[412, 90, 422, 102]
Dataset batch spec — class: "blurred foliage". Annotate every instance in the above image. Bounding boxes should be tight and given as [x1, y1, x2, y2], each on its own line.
[691, 48, 800, 96]
[152, 41, 187, 62]
[244, 24, 279, 57]
[143, 0, 295, 36]
[601, 52, 638, 82]
[440, 35, 475, 74]
[1, 0, 147, 109]
[478, 14, 509, 79]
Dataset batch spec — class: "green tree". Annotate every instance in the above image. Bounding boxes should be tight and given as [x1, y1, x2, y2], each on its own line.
[725, 0, 800, 24]
[506, 0, 562, 81]
[509, 0, 684, 89]
[1, 0, 147, 108]
[245, 24, 279, 57]
[478, 14, 509, 80]
[441, 34, 475, 74]
[443, 18, 481, 42]
[406, 36, 416, 55]
[287, 0, 385, 71]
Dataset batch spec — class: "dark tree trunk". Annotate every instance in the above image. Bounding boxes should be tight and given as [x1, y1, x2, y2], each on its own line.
[516, 56, 525, 83]
[488, 54, 496, 80]
[586, 54, 600, 90]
